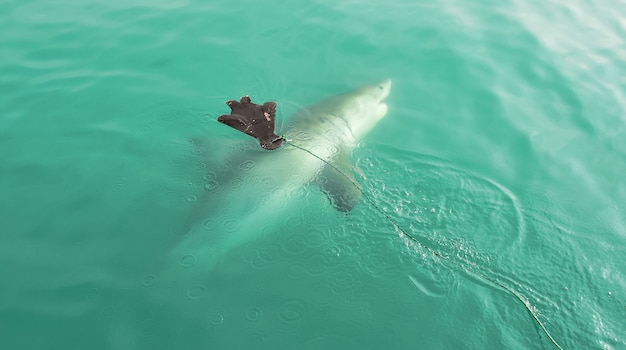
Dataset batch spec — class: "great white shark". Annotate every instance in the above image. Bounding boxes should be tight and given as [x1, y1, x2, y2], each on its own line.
[168, 79, 392, 275]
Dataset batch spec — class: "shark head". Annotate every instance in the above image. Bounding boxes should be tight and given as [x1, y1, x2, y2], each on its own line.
[287, 79, 392, 148]
[339, 79, 391, 140]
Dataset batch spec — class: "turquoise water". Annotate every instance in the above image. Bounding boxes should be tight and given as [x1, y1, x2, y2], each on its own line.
[1, 0, 625, 349]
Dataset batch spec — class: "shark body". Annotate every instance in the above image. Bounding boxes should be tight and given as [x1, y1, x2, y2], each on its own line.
[171, 79, 392, 271]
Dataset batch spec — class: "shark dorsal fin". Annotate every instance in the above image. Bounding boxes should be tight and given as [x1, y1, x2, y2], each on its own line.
[217, 96, 284, 150]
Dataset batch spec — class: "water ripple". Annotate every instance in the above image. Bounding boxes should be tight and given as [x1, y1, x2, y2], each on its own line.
[277, 298, 307, 331]
[356, 145, 526, 252]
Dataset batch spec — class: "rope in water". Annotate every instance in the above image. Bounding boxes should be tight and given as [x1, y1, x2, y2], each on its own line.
[284, 140, 564, 350]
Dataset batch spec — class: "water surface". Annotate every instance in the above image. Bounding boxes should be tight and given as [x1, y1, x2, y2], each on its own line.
[1, 0, 625, 349]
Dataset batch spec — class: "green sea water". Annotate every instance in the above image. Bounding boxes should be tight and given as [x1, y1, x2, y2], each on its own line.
[1, 0, 625, 349]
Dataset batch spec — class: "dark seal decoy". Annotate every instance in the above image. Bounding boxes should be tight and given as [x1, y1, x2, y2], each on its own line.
[217, 96, 284, 150]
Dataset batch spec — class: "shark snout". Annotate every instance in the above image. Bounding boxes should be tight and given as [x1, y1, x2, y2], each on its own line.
[376, 79, 392, 101]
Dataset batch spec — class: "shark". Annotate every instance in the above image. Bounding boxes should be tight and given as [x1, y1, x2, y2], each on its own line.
[168, 79, 392, 274]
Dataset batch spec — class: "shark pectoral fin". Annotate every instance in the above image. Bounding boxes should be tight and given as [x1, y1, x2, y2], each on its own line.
[316, 156, 362, 212]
